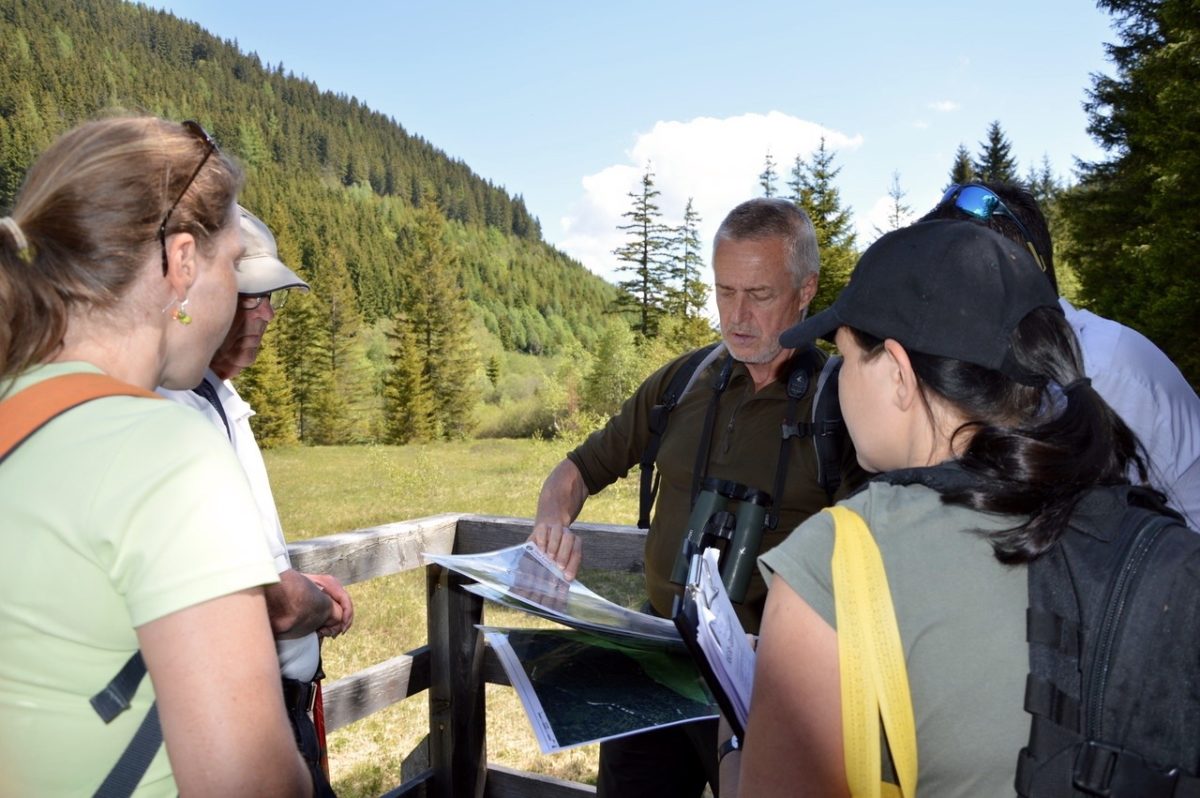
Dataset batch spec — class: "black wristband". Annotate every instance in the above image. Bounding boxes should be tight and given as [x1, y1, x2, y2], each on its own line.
[718, 734, 741, 763]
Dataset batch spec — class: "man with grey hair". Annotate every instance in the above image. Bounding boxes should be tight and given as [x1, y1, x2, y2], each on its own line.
[530, 198, 861, 797]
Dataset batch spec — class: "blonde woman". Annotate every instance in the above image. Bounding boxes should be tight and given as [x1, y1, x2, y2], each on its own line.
[0, 117, 311, 796]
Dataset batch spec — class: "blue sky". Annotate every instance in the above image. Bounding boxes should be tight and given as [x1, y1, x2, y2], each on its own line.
[150, 1, 1118, 288]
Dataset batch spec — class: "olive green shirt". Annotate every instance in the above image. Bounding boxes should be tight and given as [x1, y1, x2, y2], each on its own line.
[568, 346, 862, 632]
[760, 480, 1030, 797]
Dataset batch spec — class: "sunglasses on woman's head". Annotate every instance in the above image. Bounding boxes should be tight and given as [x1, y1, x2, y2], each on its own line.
[938, 184, 1048, 273]
[159, 120, 219, 276]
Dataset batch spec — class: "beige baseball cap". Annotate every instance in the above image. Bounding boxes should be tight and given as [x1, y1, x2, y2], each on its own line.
[235, 205, 310, 295]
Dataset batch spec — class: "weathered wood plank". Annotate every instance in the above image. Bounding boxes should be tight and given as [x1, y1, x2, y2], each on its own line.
[380, 767, 433, 798]
[484, 764, 595, 798]
[323, 648, 431, 732]
[481, 645, 510, 687]
[288, 513, 461, 584]
[453, 516, 646, 573]
[427, 565, 488, 798]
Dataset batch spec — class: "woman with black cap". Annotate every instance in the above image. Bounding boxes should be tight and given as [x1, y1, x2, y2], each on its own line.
[716, 219, 1197, 797]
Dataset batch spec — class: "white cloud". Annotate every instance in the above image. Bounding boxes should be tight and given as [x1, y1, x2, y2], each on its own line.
[913, 120, 930, 130]
[558, 111, 862, 285]
[928, 100, 959, 113]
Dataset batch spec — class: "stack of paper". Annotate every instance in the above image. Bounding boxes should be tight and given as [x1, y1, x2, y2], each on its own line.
[676, 547, 756, 734]
[423, 543, 717, 752]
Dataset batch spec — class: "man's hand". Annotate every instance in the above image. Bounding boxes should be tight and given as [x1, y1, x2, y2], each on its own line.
[528, 459, 589, 580]
[306, 573, 354, 638]
[531, 521, 583, 581]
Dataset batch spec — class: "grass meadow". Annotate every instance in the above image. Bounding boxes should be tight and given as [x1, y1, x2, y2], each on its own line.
[265, 439, 645, 797]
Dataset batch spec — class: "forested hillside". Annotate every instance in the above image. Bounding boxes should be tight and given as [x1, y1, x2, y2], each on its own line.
[0, 0, 618, 342]
[1, 0, 627, 442]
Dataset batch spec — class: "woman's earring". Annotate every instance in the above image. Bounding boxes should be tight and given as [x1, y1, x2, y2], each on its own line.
[173, 297, 192, 326]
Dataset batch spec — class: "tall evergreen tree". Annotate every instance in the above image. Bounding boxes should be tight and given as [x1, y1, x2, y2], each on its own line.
[397, 191, 479, 438]
[665, 198, 716, 351]
[759, 152, 778, 198]
[794, 138, 858, 313]
[611, 165, 673, 338]
[973, 121, 1020, 183]
[787, 154, 806, 204]
[877, 171, 913, 236]
[1061, 0, 1200, 385]
[670, 198, 709, 319]
[948, 143, 976, 188]
[236, 327, 299, 448]
[306, 249, 372, 444]
[274, 288, 325, 442]
[381, 313, 437, 443]
[1025, 155, 1060, 206]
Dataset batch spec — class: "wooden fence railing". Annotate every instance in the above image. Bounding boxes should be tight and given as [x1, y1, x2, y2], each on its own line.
[288, 514, 647, 798]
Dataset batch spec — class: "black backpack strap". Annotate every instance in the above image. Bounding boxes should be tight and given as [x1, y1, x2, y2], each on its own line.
[689, 354, 736, 507]
[764, 349, 849, 527]
[90, 651, 163, 798]
[638, 343, 723, 529]
[810, 355, 845, 500]
[767, 352, 819, 530]
[1016, 734, 1200, 798]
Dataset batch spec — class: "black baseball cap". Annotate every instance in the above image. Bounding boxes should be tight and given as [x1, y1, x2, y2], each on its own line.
[779, 219, 1060, 383]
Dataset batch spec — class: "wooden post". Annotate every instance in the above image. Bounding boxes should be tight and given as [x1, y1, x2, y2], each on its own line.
[426, 563, 487, 798]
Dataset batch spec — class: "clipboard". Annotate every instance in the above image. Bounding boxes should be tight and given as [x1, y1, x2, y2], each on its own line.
[672, 548, 754, 739]
[674, 583, 747, 739]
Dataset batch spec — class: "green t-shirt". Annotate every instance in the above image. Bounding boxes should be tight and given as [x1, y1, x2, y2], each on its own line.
[759, 480, 1029, 797]
[569, 346, 862, 631]
[0, 363, 279, 797]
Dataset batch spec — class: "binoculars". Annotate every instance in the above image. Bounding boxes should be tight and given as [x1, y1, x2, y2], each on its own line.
[669, 477, 772, 604]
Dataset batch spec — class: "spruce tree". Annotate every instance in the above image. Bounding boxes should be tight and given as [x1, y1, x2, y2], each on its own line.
[1025, 155, 1060, 206]
[973, 121, 1019, 183]
[665, 199, 716, 350]
[611, 165, 673, 338]
[759, 152, 778, 198]
[397, 191, 479, 439]
[306, 250, 371, 444]
[794, 138, 858, 313]
[381, 313, 437, 443]
[948, 143, 976, 188]
[274, 287, 325, 443]
[236, 326, 299, 448]
[876, 171, 912, 236]
[1062, 0, 1200, 384]
[787, 154, 805, 204]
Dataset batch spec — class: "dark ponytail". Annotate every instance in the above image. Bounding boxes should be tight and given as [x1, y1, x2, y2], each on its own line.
[853, 307, 1147, 563]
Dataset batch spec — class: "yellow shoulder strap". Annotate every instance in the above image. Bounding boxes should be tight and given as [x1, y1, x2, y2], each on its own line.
[828, 504, 918, 798]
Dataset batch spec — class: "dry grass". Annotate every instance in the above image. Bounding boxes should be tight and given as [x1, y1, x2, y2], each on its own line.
[265, 439, 644, 796]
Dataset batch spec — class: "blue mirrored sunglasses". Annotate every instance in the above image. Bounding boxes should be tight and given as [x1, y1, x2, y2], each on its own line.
[938, 184, 1048, 273]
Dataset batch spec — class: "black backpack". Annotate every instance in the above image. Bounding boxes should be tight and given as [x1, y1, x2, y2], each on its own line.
[880, 465, 1200, 797]
[1016, 485, 1200, 797]
[637, 342, 846, 529]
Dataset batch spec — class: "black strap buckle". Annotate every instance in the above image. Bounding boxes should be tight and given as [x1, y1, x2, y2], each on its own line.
[282, 678, 318, 715]
[1075, 741, 1121, 796]
[1073, 740, 1182, 797]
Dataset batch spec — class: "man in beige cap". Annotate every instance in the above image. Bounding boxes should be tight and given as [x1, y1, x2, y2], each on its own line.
[159, 206, 351, 796]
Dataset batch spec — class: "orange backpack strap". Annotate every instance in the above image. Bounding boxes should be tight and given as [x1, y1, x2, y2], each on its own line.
[0, 372, 160, 464]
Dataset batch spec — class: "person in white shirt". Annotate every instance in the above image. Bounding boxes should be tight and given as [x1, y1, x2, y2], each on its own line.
[923, 182, 1200, 529]
[159, 206, 353, 796]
